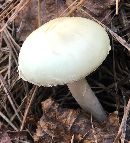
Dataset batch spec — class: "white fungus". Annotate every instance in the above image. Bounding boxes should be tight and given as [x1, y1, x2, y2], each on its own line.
[18, 17, 111, 121]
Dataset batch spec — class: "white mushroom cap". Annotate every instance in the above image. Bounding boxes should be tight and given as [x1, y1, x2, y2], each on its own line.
[18, 17, 111, 86]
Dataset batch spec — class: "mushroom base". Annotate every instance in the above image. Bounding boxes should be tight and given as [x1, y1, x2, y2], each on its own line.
[67, 78, 107, 122]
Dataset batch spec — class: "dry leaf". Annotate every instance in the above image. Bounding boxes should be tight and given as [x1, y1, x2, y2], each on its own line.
[0, 123, 12, 143]
[34, 98, 119, 143]
[0, 133, 12, 143]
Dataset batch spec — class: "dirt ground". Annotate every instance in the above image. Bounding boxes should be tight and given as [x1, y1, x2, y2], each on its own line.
[0, 0, 130, 142]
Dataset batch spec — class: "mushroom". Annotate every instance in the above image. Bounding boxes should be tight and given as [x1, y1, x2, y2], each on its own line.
[18, 17, 111, 122]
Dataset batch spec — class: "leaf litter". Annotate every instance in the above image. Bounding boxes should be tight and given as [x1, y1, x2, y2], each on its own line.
[0, 0, 130, 142]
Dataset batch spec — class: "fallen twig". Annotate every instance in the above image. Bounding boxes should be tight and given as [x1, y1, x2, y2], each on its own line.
[0, 73, 21, 123]
[114, 99, 130, 143]
[0, 111, 18, 131]
[20, 86, 38, 131]
[79, 8, 130, 51]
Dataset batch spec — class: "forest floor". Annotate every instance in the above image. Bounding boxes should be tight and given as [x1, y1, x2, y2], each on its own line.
[0, 0, 130, 142]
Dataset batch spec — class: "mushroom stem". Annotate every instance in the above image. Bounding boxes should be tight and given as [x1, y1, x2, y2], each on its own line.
[67, 78, 107, 122]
